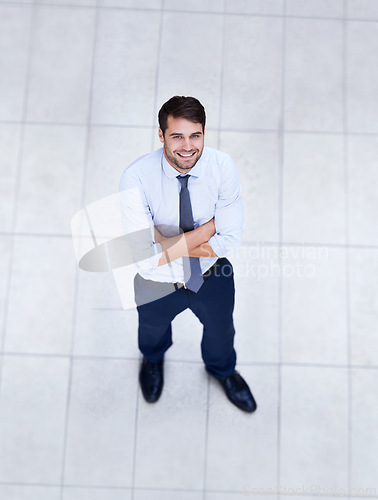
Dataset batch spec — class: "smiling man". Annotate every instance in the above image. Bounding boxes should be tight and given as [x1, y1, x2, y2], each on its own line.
[119, 96, 257, 413]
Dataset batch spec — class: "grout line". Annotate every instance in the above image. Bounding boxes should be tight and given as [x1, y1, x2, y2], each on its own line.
[58, 2, 100, 498]
[2, 0, 378, 24]
[202, 375, 210, 500]
[1, 232, 378, 251]
[130, 357, 141, 500]
[150, 2, 164, 151]
[277, 2, 287, 498]
[216, 2, 227, 150]
[2, 119, 378, 139]
[1, 352, 378, 371]
[343, 0, 353, 494]
[0, 0, 36, 406]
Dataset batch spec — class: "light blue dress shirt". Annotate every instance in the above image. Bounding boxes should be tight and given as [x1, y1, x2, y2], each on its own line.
[119, 146, 244, 283]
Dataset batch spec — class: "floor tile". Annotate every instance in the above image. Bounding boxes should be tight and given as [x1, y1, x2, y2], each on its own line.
[0, 355, 69, 483]
[222, 16, 283, 130]
[63, 487, 132, 500]
[135, 490, 202, 500]
[134, 362, 207, 490]
[91, 9, 160, 126]
[99, 0, 162, 8]
[206, 366, 278, 491]
[233, 244, 280, 364]
[63, 358, 138, 487]
[206, 493, 277, 499]
[347, 21, 378, 133]
[347, 0, 378, 20]
[156, 11, 223, 130]
[35, 0, 96, 4]
[26, 5, 95, 123]
[85, 126, 152, 206]
[286, 0, 344, 18]
[225, 0, 284, 15]
[15, 124, 85, 235]
[0, 4, 32, 121]
[220, 131, 280, 243]
[349, 248, 378, 366]
[285, 18, 343, 132]
[0, 236, 12, 350]
[0, 124, 20, 232]
[5, 235, 76, 355]
[0, 485, 61, 500]
[350, 368, 378, 494]
[73, 269, 139, 358]
[348, 135, 378, 246]
[283, 133, 345, 244]
[164, 0, 225, 12]
[280, 366, 348, 491]
[281, 245, 347, 364]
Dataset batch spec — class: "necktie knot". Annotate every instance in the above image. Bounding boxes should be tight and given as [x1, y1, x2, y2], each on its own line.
[177, 174, 190, 189]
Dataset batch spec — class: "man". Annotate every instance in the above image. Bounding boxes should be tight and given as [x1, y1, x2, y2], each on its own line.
[119, 96, 257, 412]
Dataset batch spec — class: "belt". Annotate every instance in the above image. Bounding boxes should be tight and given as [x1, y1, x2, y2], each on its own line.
[173, 259, 221, 291]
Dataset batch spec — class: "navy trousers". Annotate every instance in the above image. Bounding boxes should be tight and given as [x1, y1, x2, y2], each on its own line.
[134, 258, 237, 379]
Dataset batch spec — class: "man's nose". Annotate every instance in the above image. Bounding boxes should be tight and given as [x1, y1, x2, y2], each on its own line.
[182, 138, 192, 150]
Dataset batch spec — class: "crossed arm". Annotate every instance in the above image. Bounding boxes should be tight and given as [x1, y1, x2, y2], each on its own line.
[154, 218, 218, 267]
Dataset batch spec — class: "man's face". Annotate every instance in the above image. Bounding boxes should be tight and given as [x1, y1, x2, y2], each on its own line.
[159, 115, 205, 174]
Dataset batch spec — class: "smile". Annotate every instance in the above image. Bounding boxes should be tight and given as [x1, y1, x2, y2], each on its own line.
[177, 152, 196, 158]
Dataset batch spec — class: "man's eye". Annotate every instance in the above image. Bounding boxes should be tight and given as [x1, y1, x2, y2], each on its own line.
[174, 136, 181, 139]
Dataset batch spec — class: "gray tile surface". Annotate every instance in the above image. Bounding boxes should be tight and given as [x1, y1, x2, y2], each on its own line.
[225, 0, 284, 15]
[281, 245, 347, 365]
[92, 9, 160, 126]
[351, 368, 378, 493]
[347, 0, 378, 20]
[63, 488, 132, 500]
[63, 358, 138, 487]
[233, 245, 280, 364]
[280, 366, 349, 491]
[348, 135, 378, 245]
[0, 4, 32, 122]
[0, 124, 20, 232]
[0, 355, 69, 483]
[283, 133, 345, 244]
[26, 5, 95, 123]
[74, 269, 139, 358]
[5, 235, 76, 354]
[286, 0, 344, 18]
[15, 124, 85, 235]
[156, 11, 223, 130]
[134, 362, 207, 490]
[222, 15, 283, 130]
[347, 21, 378, 133]
[349, 248, 378, 366]
[0, 485, 61, 500]
[285, 18, 343, 131]
[220, 131, 280, 242]
[206, 365, 278, 491]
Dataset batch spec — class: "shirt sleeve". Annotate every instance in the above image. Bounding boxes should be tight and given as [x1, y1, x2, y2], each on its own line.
[119, 169, 163, 272]
[208, 154, 245, 258]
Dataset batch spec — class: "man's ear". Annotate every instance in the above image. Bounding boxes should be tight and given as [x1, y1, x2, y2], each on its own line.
[158, 127, 164, 143]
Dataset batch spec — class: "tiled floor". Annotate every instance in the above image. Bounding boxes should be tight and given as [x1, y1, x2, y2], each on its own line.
[0, 1, 377, 499]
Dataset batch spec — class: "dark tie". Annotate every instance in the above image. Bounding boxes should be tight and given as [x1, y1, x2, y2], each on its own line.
[177, 175, 204, 292]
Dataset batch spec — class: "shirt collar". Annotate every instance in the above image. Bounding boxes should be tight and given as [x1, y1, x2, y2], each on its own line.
[161, 147, 206, 179]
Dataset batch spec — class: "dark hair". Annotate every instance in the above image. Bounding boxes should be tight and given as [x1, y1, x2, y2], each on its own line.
[158, 96, 206, 136]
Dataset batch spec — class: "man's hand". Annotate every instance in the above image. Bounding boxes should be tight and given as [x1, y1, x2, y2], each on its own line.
[156, 217, 216, 266]
[198, 217, 216, 241]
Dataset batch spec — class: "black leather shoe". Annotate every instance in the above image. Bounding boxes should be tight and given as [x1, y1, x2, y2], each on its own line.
[217, 371, 257, 413]
[139, 356, 164, 403]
